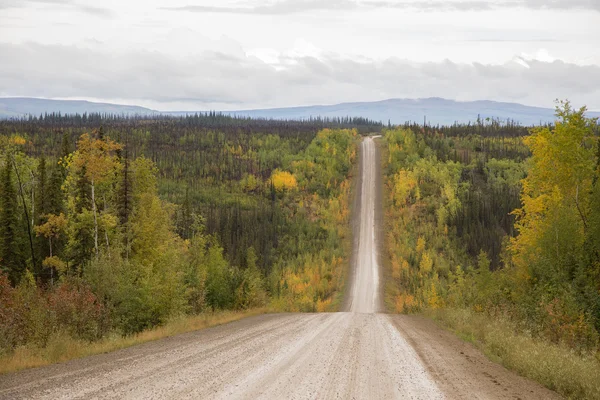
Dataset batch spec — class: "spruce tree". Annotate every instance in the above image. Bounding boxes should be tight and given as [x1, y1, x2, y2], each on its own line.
[59, 132, 72, 178]
[0, 161, 23, 284]
[35, 156, 48, 223]
[117, 147, 133, 257]
[117, 148, 132, 227]
[68, 165, 94, 271]
[176, 187, 193, 239]
[46, 165, 65, 216]
[34, 156, 48, 275]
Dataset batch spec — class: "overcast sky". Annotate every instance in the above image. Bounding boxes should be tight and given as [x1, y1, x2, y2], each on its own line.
[0, 0, 599, 111]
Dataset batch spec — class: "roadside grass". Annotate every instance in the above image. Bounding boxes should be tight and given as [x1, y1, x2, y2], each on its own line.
[427, 308, 600, 400]
[0, 308, 267, 375]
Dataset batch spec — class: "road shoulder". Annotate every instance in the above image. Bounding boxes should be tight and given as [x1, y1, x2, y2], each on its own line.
[388, 314, 561, 399]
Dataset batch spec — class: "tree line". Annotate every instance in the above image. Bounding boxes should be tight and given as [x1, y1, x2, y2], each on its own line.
[3, 112, 382, 133]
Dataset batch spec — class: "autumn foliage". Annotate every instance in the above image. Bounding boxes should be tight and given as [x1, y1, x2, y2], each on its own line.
[0, 272, 107, 353]
[272, 128, 358, 311]
[0, 125, 357, 357]
[384, 102, 600, 353]
[271, 170, 298, 192]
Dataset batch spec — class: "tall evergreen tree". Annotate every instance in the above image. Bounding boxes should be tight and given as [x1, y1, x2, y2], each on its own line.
[117, 148, 132, 227]
[176, 187, 194, 240]
[33, 156, 48, 275]
[59, 131, 72, 178]
[0, 161, 23, 284]
[68, 165, 94, 271]
[46, 165, 65, 216]
[117, 147, 132, 258]
[35, 156, 48, 222]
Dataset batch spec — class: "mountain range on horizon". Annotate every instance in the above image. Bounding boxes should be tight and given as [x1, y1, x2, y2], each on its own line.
[1, 97, 599, 126]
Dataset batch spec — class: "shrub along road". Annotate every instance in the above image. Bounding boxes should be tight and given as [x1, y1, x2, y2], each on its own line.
[0, 137, 559, 399]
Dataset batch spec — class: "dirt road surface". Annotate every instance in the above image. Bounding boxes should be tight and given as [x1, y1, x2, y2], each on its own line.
[347, 136, 382, 314]
[0, 137, 559, 399]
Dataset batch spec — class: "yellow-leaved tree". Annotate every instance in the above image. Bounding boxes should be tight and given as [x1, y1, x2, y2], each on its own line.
[34, 213, 68, 284]
[511, 101, 599, 286]
[69, 133, 122, 258]
[271, 169, 298, 192]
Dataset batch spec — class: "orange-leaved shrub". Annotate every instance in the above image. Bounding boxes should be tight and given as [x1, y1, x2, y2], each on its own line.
[0, 272, 107, 354]
[48, 280, 109, 342]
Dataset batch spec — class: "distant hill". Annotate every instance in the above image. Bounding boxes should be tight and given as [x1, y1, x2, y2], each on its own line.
[0, 98, 157, 118]
[217, 98, 600, 126]
[2, 97, 599, 125]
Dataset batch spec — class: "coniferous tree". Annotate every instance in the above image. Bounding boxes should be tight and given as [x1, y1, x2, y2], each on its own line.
[11, 157, 37, 275]
[176, 187, 194, 240]
[117, 148, 132, 227]
[59, 131, 72, 177]
[46, 165, 65, 216]
[68, 165, 94, 271]
[116, 147, 132, 258]
[34, 156, 49, 275]
[35, 156, 48, 223]
[0, 161, 23, 284]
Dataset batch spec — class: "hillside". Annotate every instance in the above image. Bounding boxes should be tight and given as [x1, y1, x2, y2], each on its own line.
[0, 97, 156, 118]
[2, 97, 599, 125]
[221, 98, 600, 126]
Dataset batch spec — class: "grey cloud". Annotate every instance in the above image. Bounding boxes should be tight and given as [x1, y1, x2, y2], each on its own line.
[366, 0, 600, 11]
[162, 0, 600, 14]
[523, 0, 600, 11]
[462, 38, 563, 42]
[75, 5, 114, 17]
[0, 0, 114, 17]
[365, 1, 494, 11]
[162, 0, 358, 15]
[0, 0, 66, 7]
[363, 0, 600, 11]
[0, 42, 599, 111]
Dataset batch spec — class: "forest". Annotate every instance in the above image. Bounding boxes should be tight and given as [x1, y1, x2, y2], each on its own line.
[383, 102, 600, 398]
[0, 113, 365, 356]
[3, 103, 600, 397]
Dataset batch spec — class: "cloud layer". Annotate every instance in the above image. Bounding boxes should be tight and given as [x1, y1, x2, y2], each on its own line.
[1, 42, 598, 111]
[0, 0, 114, 17]
[162, 0, 600, 14]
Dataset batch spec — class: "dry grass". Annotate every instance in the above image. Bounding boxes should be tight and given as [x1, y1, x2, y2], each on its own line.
[0, 308, 267, 375]
[428, 308, 600, 400]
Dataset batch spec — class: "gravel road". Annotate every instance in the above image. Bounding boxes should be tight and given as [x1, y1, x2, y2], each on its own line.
[0, 137, 559, 399]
